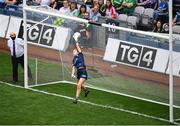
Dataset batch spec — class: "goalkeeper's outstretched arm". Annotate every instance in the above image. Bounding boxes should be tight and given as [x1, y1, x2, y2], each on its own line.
[75, 42, 82, 53]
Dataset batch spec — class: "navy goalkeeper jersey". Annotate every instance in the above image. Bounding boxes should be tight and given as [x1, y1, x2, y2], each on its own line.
[72, 52, 86, 69]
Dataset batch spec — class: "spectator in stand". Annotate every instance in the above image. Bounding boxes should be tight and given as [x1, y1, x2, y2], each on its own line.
[89, 4, 100, 47]
[85, 0, 94, 8]
[0, 0, 6, 8]
[173, 0, 180, 16]
[51, 0, 63, 10]
[5, 0, 21, 5]
[98, 0, 106, 16]
[69, 1, 78, 16]
[39, 0, 52, 6]
[105, 0, 117, 19]
[50, 0, 57, 9]
[152, 20, 164, 33]
[93, 0, 98, 5]
[77, 4, 89, 19]
[136, 0, 151, 8]
[153, 0, 168, 23]
[59, 0, 70, 15]
[89, 4, 101, 22]
[173, 11, 180, 26]
[149, 0, 158, 10]
[113, 0, 123, 14]
[120, 0, 136, 16]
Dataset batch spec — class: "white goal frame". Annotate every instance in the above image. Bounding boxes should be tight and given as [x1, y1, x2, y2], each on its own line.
[22, 1, 174, 122]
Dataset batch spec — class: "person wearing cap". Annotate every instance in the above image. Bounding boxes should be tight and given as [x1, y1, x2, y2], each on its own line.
[7, 32, 32, 82]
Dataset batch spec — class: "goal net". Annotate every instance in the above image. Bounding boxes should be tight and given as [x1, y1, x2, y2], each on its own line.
[0, 4, 179, 123]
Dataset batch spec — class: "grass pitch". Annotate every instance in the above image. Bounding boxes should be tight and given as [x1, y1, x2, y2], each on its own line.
[0, 51, 180, 125]
[0, 82, 173, 125]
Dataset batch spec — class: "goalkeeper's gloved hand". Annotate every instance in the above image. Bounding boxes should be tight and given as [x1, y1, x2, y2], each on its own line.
[73, 32, 81, 42]
[71, 74, 76, 79]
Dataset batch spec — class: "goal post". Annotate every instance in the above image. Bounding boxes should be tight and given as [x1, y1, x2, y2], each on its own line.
[21, 3, 180, 123]
[23, 0, 28, 88]
[168, 0, 173, 123]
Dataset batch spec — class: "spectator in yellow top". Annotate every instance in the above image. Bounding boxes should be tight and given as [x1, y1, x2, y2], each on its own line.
[78, 4, 89, 19]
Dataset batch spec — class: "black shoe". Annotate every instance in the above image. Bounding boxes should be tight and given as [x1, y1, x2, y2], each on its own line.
[73, 98, 78, 104]
[85, 90, 90, 97]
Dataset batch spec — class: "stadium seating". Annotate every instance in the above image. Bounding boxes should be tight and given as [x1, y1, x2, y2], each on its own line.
[118, 14, 128, 27]
[133, 6, 145, 24]
[127, 16, 138, 29]
[118, 14, 128, 22]
[173, 25, 180, 34]
[127, 33, 180, 52]
[141, 8, 154, 27]
[3, 5, 23, 17]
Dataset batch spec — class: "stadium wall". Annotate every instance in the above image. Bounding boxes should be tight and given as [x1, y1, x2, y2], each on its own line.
[0, 38, 8, 51]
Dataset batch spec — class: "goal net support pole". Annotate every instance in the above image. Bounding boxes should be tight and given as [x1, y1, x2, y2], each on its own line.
[23, 0, 28, 88]
[169, 0, 173, 123]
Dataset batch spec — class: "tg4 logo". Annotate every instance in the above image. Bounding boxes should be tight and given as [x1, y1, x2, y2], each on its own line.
[116, 42, 157, 69]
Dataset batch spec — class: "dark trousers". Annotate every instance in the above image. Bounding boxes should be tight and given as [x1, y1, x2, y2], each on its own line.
[11, 55, 32, 82]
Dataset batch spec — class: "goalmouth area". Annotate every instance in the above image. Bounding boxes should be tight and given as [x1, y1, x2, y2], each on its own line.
[1, 37, 180, 124]
[0, 1, 180, 124]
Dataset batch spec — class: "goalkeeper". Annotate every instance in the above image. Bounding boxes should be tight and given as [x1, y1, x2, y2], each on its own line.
[71, 32, 90, 104]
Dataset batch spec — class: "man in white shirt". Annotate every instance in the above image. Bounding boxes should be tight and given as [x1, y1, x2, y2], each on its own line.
[7, 32, 32, 82]
[59, 0, 70, 15]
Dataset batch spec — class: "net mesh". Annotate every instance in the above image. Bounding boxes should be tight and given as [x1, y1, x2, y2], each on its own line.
[24, 7, 180, 121]
[1, 5, 180, 122]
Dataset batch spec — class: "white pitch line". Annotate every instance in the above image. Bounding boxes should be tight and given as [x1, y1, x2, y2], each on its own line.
[0, 81, 24, 88]
[28, 80, 65, 88]
[29, 80, 180, 109]
[175, 118, 180, 121]
[0, 81, 179, 125]
[18, 88, 180, 125]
